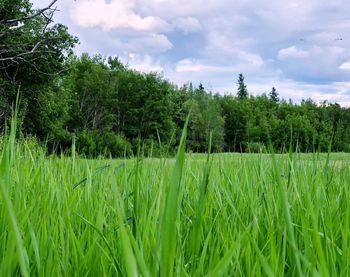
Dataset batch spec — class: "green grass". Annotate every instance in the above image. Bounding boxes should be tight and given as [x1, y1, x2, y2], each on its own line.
[1, 132, 350, 275]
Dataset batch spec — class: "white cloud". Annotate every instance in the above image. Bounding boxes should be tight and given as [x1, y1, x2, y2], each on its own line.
[176, 59, 238, 73]
[238, 52, 264, 67]
[124, 54, 164, 72]
[277, 45, 350, 82]
[172, 17, 202, 34]
[278, 46, 309, 60]
[175, 50, 264, 74]
[70, 0, 171, 32]
[141, 0, 228, 17]
[130, 34, 173, 52]
[340, 62, 350, 71]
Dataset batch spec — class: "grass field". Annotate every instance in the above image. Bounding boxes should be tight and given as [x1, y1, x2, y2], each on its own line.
[1, 124, 350, 276]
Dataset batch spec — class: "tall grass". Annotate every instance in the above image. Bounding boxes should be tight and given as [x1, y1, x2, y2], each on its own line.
[1, 118, 350, 275]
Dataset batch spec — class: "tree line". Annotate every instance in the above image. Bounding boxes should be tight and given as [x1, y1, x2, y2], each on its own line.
[1, 0, 350, 156]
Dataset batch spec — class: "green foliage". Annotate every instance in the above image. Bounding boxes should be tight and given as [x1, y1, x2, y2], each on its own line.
[220, 88, 350, 153]
[0, 0, 77, 139]
[221, 95, 250, 151]
[64, 54, 117, 132]
[76, 129, 131, 158]
[58, 54, 176, 156]
[0, 0, 77, 85]
[113, 69, 175, 141]
[179, 84, 224, 152]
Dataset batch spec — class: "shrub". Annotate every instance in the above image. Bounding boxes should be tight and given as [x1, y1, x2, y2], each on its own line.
[76, 129, 131, 157]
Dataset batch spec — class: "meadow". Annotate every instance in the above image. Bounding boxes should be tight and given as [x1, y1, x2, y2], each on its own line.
[1, 123, 350, 276]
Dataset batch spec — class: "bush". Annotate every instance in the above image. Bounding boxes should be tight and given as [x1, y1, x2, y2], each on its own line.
[103, 131, 132, 157]
[76, 129, 131, 158]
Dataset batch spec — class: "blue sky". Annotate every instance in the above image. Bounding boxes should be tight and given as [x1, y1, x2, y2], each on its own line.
[33, 0, 350, 105]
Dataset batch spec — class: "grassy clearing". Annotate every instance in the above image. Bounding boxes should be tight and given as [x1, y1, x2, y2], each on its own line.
[1, 132, 350, 275]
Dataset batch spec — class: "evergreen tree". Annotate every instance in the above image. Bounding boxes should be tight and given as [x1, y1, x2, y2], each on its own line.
[236, 73, 248, 99]
[198, 83, 205, 92]
[269, 87, 279, 103]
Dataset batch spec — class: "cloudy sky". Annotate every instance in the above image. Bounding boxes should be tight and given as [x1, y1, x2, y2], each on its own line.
[32, 0, 350, 105]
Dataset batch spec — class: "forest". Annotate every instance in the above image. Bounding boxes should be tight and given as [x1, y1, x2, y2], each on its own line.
[1, 0, 350, 157]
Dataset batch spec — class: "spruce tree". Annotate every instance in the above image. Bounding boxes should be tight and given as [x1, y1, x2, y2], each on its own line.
[269, 87, 279, 103]
[236, 73, 248, 99]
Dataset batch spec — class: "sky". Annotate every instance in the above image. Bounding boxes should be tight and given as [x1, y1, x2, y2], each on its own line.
[32, 0, 350, 105]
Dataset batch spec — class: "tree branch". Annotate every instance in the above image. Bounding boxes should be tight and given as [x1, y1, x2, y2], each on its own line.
[0, 0, 58, 25]
[0, 45, 55, 62]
